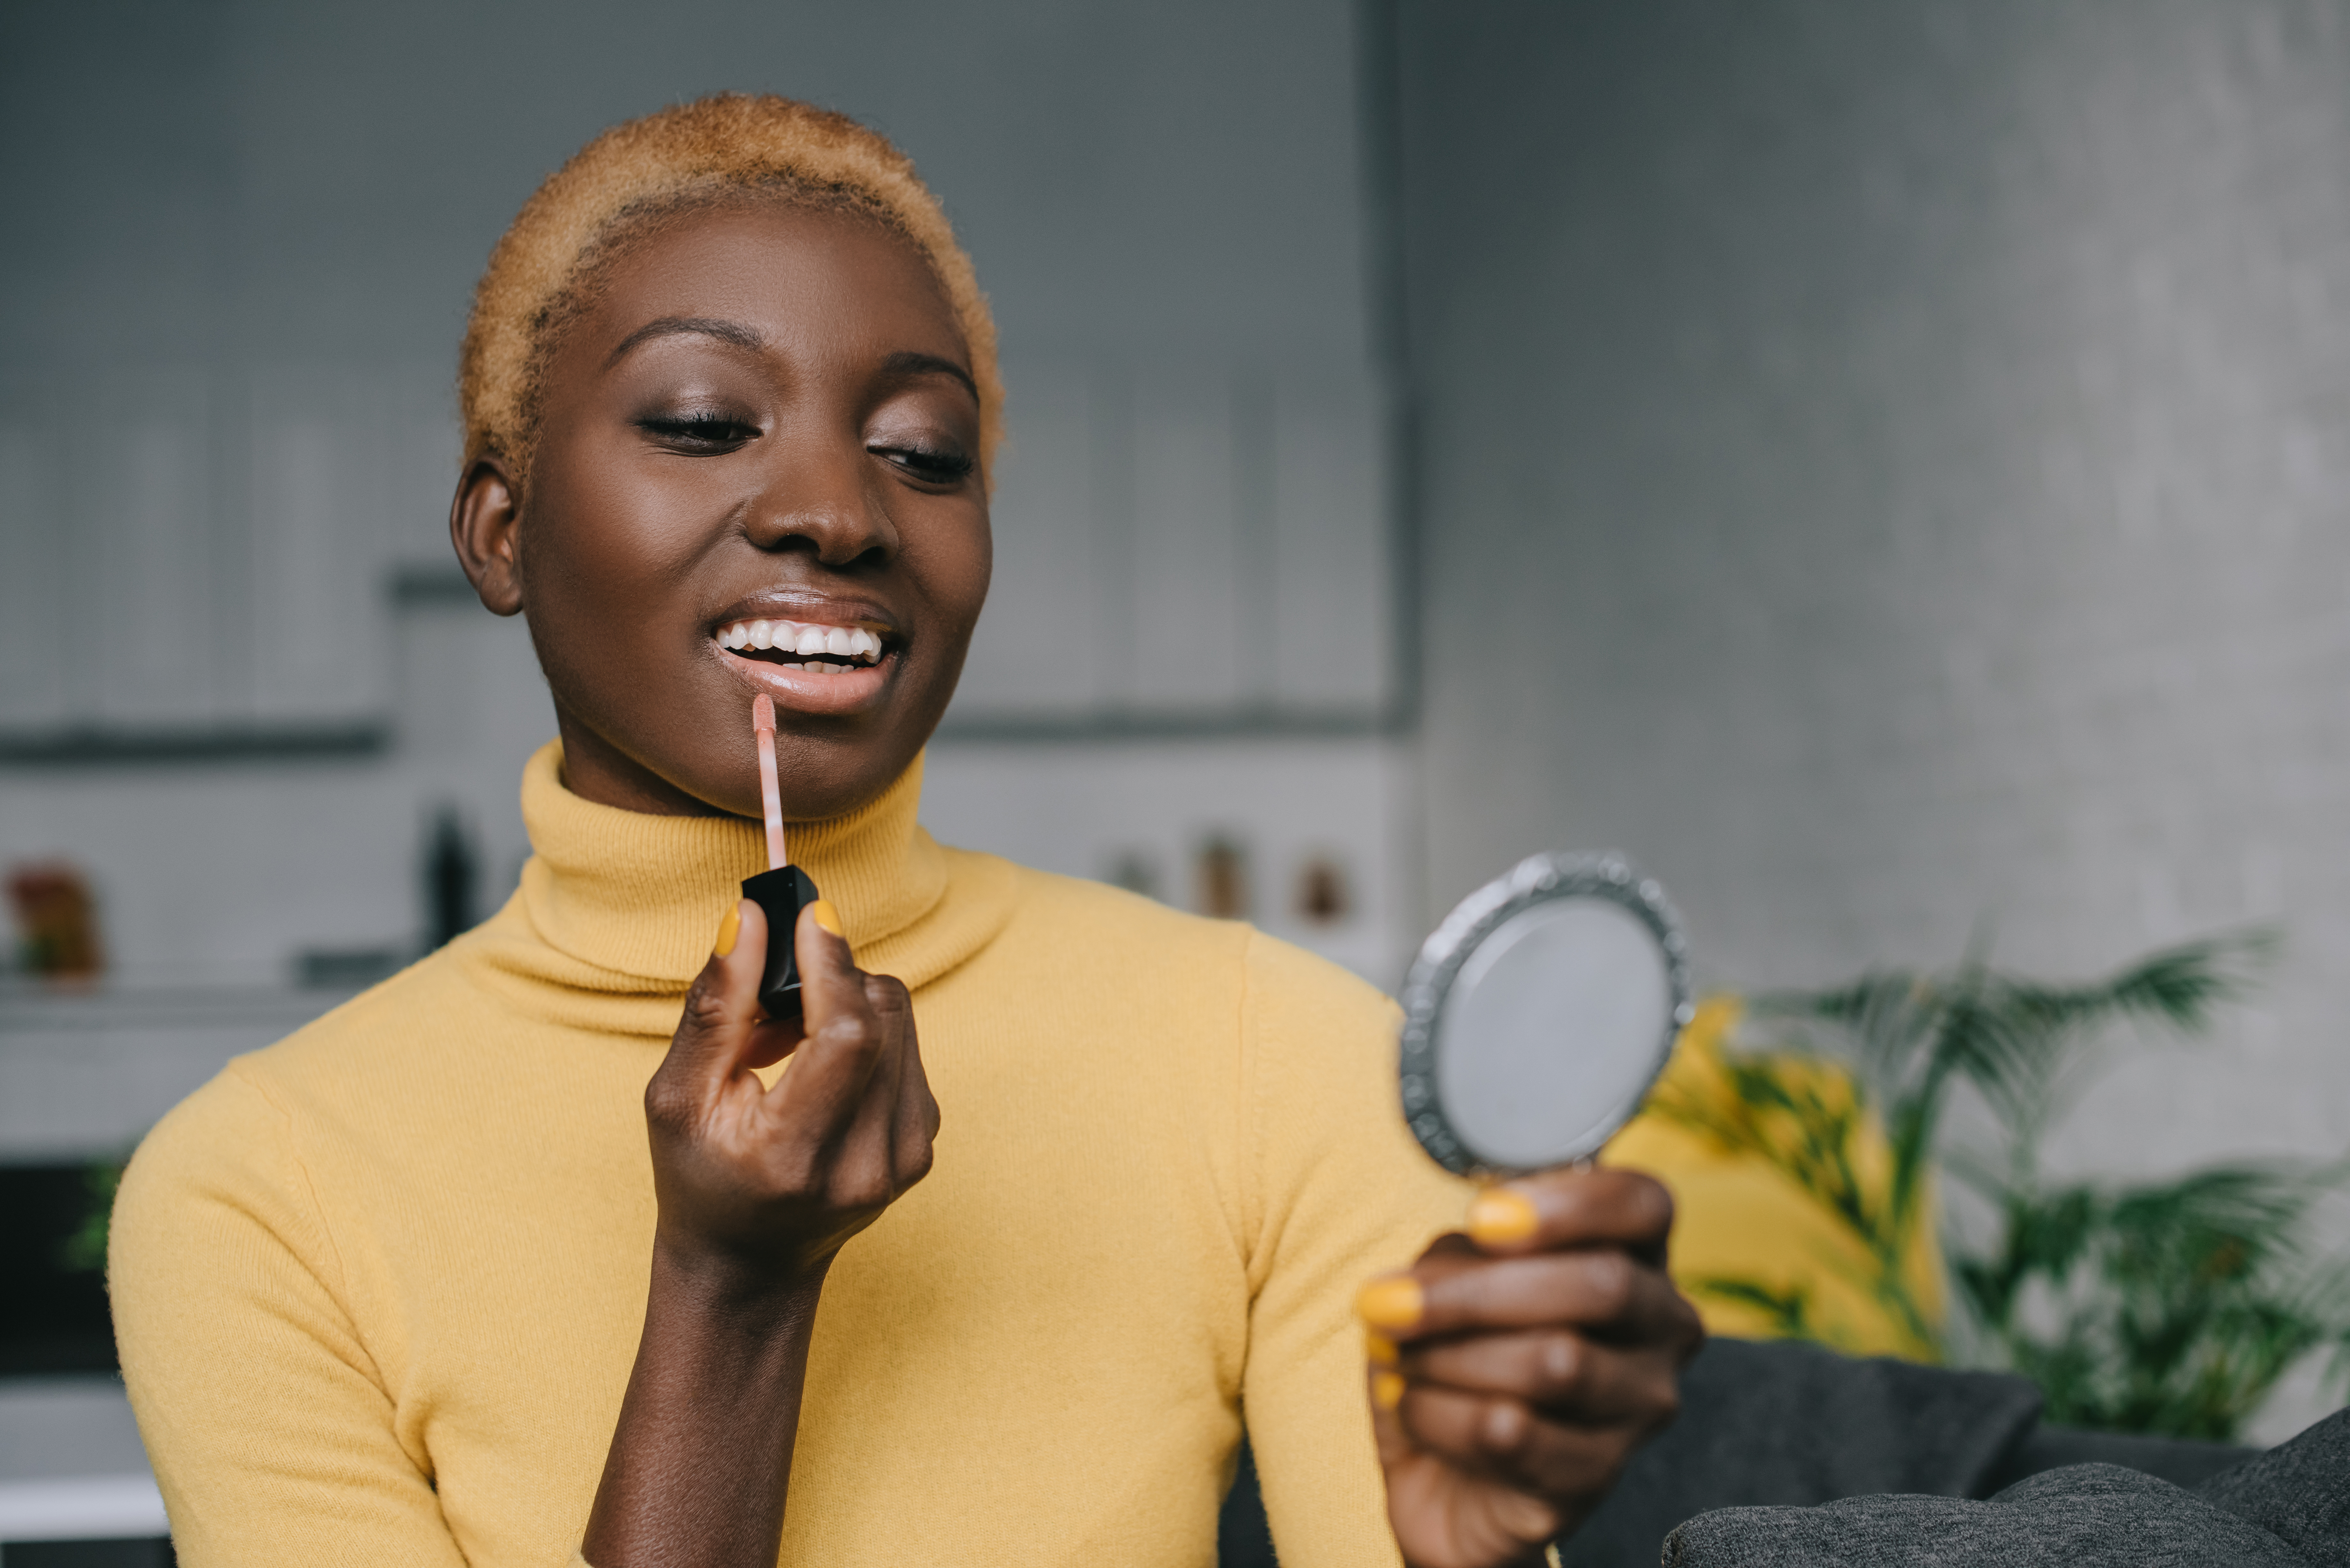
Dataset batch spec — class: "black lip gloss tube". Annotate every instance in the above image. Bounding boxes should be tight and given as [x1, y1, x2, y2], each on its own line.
[741, 863, 820, 1021]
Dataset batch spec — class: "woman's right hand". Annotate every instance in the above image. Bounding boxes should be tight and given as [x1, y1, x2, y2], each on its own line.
[643, 897, 939, 1291]
[586, 899, 936, 1566]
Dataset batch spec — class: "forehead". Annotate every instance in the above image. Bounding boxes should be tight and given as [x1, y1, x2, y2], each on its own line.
[572, 198, 968, 364]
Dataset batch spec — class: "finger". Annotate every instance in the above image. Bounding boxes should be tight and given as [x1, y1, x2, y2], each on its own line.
[871, 975, 940, 1184]
[830, 973, 916, 1196]
[1463, 1167, 1675, 1262]
[660, 900, 773, 1091]
[1361, 1250, 1688, 1342]
[793, 898, 863, 1028]
[824, 999, 908, 1208]
[763, 903, 887, 1147]
[1402, 1328, 1685, 1423]
[1395, 1382, 1639, 1501]
[1366, 1350, 1417, 1469]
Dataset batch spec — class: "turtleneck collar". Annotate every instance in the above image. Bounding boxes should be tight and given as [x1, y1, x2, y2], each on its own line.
[464, 741, 1014, 1028]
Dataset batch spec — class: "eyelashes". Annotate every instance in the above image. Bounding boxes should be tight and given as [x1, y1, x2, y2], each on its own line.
[630, 414, 974, 486]
[876, 444, 975, 483]
[635, 413, 758, 452]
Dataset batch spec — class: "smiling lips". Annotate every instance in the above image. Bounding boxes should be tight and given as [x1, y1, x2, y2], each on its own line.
[716, 618, 887, 674]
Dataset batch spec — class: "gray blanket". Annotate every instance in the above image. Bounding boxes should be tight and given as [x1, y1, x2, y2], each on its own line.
[1636, 1341, 2346, 1568]
[1218, 1337, 2335, 1567]
[1663, 1412, 2348, 1565]
[1561, 1337, 2043, 1562]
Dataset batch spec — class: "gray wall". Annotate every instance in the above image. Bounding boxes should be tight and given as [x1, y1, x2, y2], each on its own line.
[1400, 0, 2350, 1187]
[2, 0, 1371, 376]
[1, 0, 1414, 988]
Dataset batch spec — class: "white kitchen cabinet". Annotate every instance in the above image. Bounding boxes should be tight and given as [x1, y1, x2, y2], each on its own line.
[953, 366, 1109, 715]
[1271, 375, 1393, 710]
[0, 407, 71, 731]
[1130, 368, 1247, 710]
[955, 358, 1396, 729]
[0, 364, 459, 747]
[245, 371, 387, 722]
[22, 369, 225, 731]
[1, 350, 1385, 745]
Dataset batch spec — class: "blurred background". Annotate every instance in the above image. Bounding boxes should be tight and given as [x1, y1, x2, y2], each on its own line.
[8, 0, 2350, 1554]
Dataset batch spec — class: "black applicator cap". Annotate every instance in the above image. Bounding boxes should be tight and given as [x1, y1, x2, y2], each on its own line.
[741, 863, 821, 1021]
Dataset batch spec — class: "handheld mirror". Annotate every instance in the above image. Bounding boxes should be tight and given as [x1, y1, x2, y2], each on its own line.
[1399, 852, 1693, 1176]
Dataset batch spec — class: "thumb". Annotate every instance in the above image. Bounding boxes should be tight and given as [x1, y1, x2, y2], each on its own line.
[663, 898, 771, 1089]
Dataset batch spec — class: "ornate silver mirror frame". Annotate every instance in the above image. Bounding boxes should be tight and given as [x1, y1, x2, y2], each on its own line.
[1399, 852, 1695, 1178]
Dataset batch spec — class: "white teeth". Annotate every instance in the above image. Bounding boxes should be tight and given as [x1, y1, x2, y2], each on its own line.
[715, 618, 886, 667]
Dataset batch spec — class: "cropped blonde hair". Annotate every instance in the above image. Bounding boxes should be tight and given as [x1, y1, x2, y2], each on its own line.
[458, 93, 1000, 482]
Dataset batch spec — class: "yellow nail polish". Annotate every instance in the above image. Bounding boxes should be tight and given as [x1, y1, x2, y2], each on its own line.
[1365, 1330, 1399, 1367]
[1468, 1187, 1541, 1247]
[714, 902, 741, 958]
[1356, 1275, 1423, 1331]
[808, 899, 844, 938]
[1371, 1370, 1406, 1410]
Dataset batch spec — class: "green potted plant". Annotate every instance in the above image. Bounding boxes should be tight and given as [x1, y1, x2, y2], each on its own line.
[1644, 932, 2350, 1441]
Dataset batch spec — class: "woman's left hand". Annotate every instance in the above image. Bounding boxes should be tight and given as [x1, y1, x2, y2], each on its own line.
[1359, 1166, 1705, 1568]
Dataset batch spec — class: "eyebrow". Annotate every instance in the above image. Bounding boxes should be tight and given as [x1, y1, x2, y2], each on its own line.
[604, 315, 765, 367]
[602, 320, 979, 403]
[882, 350, 980, 403]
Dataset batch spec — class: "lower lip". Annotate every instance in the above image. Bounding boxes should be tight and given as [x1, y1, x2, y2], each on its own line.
[717, 646, 895, 716]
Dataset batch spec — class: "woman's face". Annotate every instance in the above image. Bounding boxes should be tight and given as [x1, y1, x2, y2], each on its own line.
[453, 199, 990, 823]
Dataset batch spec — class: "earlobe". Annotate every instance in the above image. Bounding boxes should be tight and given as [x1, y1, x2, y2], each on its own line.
[450, 457, 527, 617]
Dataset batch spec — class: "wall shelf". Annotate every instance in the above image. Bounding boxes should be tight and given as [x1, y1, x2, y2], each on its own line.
[0, 723, 390, 768]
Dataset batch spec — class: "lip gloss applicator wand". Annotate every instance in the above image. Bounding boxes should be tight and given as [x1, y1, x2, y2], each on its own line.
[741, 694, 822, 1021]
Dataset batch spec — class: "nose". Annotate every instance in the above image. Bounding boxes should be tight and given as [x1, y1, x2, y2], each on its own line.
[742, 426, 899, 568]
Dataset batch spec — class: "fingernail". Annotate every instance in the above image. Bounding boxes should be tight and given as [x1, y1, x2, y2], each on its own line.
[808, 899, 844, 938]
[1498, 1492, 1560, 1543]
[1468, 1187, 1541, 1247]
[714, 902, 741, 958]
[1356, 1275, 1423, 1330]
[1371, 1370, 1406, 1410]
[1365, 1329, 1399, 1367]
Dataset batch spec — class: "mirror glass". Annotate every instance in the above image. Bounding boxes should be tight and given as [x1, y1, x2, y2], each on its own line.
[1400, 853, 1691, 1176]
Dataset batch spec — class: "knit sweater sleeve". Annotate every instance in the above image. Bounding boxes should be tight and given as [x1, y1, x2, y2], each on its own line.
[109, 1065, 487, 1568]
[1235, 931, 1475, 1568]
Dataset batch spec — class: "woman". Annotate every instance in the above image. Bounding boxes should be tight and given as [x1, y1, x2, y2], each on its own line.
[110, 95, 1700, 1568]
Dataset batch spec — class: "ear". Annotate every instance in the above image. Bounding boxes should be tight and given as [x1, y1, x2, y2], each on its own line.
[451, 457, 526, 617]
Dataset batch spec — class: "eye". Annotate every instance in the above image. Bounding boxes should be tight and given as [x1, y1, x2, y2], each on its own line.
[635, 413, 759, 453]
[872, 443, 975, 485]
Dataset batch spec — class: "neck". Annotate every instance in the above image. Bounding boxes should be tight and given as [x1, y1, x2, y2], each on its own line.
[552, 706, 730, 819]
[476, 738, 1018, 1007]
[512, 739, 945, 984]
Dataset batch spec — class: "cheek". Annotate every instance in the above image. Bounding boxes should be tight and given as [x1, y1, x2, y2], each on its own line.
[915, 505, 992, 642]
[528, 440, 716, 619]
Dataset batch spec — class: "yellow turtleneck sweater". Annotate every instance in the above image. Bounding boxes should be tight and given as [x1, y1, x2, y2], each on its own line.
[109, 743, 1472, 1568]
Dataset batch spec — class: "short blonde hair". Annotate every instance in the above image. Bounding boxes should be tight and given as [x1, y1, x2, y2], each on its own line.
[458, 93, 1000, 482]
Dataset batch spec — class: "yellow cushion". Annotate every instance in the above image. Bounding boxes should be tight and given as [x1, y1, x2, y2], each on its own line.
[1603, 999, 1945, 1361]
